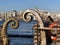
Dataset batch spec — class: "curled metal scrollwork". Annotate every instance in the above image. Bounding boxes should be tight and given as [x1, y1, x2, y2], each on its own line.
[23, 9, 46, 45]
[23, 12, 33, 22]
[23, 9, 44, 27]
[1, 17, 19, 45]
[0, 9, 46, 45]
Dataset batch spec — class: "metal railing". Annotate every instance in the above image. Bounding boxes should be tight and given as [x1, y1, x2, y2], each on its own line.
[0, 9, 60, 45]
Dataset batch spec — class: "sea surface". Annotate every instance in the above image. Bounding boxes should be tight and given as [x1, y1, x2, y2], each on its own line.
[0, 20, 37, 45]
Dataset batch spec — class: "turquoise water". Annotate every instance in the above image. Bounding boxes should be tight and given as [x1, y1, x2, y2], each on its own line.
[0, 20, 37, 45]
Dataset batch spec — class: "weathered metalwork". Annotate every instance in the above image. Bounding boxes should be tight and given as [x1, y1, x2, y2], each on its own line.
[0, 9, 46, 45]
[1, 9, 60, 45]
[38, 27, 60, 30]
[1, 17, 19, 45]
[23, 9, 46, 45]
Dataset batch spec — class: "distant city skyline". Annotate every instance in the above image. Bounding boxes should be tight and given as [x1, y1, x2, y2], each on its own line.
[0, 0, 60, 13]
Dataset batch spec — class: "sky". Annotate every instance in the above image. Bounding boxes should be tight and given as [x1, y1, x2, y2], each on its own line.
[0, 0, 60, 13]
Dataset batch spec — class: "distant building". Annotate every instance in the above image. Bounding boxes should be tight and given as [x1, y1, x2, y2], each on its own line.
[0, 9, 59, 21]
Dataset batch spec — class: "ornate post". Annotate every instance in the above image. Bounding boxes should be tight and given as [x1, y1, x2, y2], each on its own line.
[23, 9, 46, 45]
[1, 17, 19, 45]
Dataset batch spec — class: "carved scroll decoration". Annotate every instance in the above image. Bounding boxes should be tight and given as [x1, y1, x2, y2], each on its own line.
[0, 9, 46, 45]
[1, 17, 19, 45]
[23, 9, 46, 45]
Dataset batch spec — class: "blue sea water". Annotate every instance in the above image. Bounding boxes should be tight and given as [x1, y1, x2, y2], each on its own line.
[0, 20, 37, 45]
